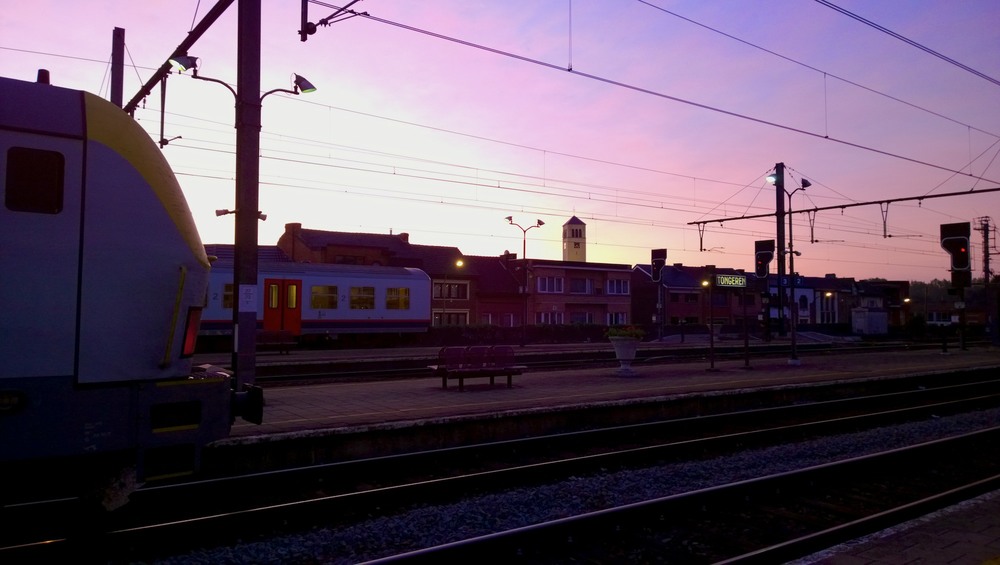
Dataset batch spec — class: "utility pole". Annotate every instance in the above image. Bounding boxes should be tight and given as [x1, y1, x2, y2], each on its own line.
[773, 163, 787, 337]
[111, 27, 125, 107]
[976, 217, 998, 344]
[233, 0, 262, 389]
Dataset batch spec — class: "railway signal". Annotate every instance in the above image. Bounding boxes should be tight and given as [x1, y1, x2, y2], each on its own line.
[940, 223, 972, 288]
[754, 239, 775, 279]
[651, 248, 667, 282]
[940, 222, 971, 271]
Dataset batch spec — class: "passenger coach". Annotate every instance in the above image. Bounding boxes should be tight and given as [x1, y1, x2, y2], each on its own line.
[202, 245, 432, 341]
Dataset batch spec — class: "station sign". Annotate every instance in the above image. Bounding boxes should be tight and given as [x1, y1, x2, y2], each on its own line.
[714, 274, 747, 288]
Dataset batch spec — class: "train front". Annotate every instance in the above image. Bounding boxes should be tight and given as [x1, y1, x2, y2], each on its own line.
[0, 74, 260, 500]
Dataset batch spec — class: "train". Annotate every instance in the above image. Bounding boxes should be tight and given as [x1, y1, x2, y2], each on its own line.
[200, 245, 432, 346]
[0, 72, 261, 509]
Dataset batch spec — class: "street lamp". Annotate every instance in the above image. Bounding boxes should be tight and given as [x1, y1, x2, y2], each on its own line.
[702, 276, 717, 371]
[505, 216, 544, 260]
[785, 178, 810, 365]
[174, 54, 315, 391]
[505, 216, 544, 344]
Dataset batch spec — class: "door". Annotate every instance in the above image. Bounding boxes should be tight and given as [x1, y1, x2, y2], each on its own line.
[262, 278, 302, 335]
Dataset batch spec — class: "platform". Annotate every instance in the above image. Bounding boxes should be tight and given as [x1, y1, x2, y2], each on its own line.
[218, 346, 999, 438]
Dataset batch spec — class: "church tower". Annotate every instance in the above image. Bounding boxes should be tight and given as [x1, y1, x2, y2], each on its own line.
[562, 216, 586, 262]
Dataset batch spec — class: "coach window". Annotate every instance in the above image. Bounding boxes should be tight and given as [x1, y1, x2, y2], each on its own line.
[311, 285, 338, 309]
[222, 284, 234, 309]
[350, 286, 375, 310]
[5, 147, 65, 214]
[267, 283, 279, 309]
[386, 287, 410, 310]
[287, 284, 298, 309]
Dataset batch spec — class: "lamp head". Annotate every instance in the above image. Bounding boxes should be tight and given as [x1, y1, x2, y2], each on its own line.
[505, 216, 513, 223]
[169, 55, 199, 73]
[801, 179, 812, 189]
[215, 208, 232, 217]
[536, 219, 545, 227]
[293, 74, 317, 93]
[766, 172, 778, 185]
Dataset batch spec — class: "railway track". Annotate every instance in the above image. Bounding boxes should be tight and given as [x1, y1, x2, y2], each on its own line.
[373, 427, 1000, 564]
[4, 376, 999, 562]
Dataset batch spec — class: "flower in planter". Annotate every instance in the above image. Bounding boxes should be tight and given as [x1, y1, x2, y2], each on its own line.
[605, 325, 645, 339]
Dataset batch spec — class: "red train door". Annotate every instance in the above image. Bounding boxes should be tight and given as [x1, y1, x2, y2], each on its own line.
[262, 278, 302, 335]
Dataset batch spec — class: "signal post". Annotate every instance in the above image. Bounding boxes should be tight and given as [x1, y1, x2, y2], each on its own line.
[940, 222, 971, 351]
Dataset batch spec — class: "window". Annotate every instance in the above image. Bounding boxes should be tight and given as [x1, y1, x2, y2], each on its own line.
[537, 276, 563, 293]
[573, 242, 580, 248]
[569, 278, 592, 294]
[536, 311, 564, 324]
[606, 279, 629, 295]
[222, 284, 234, 309]
[433, 282, 468, 300]
[569, 312, 593, 324]
[267, 283, 279, 309]
[386, 287, 410, 310]
[286, 284, 298, 309]
[350, 286, 375, 310]
[311, 285, 338, 309]
[5, 147, 64, 214]
[607, 312, 627, 325]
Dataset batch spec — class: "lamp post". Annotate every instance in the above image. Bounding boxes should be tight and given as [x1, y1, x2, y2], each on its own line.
[702, 275, 717, 371]
[786, 179, 810, 366]
[766, 163, 787, 337]
[505, 216, 544, 261]
[505, 216, 544, 345]
[169, 50, 315, 392]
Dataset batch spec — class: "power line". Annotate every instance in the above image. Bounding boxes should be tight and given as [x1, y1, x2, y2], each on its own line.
[636, 0, 1000, 140]
[815, 0, 1000, 88]
[341, 8, 1000, 185]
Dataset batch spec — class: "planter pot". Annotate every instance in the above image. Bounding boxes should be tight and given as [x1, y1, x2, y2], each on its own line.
[609, 336, 640, 375]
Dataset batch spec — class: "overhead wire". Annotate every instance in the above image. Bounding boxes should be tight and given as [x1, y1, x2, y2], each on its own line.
[815, 0, 1000, 88]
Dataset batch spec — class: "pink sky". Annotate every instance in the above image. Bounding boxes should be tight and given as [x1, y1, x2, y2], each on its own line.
[3, 0, 998, 282]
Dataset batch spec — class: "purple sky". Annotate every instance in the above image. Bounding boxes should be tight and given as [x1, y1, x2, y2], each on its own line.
[3, 1, 999, 282]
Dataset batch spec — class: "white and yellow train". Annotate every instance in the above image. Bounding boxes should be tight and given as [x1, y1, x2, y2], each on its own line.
[0, 72, 261, 506]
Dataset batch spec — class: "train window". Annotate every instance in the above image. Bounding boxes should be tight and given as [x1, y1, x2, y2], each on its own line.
[350, 286, 375, 310]
[223, 284, 234, 309]
[5, 146, 65, 214]
[268, 284, 279, 309]
[386, 287, 410, 310]
[287, 284, 298, 309]
[311, 285, 338, 309]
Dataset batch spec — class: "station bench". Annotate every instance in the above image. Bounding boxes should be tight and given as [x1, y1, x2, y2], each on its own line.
[428, 345, 527, 391]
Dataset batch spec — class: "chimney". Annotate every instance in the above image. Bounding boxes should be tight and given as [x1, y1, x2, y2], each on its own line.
[37, 69, 50, 84]
[399, 232, 409, 243]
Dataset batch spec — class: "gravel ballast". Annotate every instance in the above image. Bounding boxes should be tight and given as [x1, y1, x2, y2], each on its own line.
[151, 407, 1000, 564]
